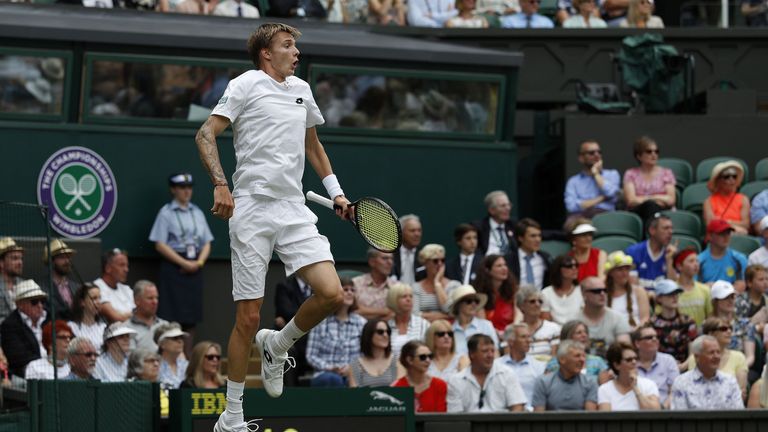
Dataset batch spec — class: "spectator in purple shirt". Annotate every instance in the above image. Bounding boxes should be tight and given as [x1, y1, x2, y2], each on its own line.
[632, 322, 679, 408]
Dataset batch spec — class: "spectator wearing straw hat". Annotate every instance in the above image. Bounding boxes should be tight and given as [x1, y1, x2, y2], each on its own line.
[42, 239, 80, 321]
[1, 280, 48, 377]
[25, 320, 73, 380]
[698, 220, 748, 292]
[155, 322, 190, 389]
[94, 321, 137, 382]
[0, 237, 25, 324]
[149, 173, 213, 334]
[449, 285, 498, 355]
[703, 161, 751, 235]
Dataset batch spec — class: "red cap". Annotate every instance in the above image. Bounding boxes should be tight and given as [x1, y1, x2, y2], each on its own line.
[707, 219, 734, 234]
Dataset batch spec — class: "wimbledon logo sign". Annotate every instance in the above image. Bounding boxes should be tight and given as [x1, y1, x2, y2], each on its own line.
[37, 146, 118, 239]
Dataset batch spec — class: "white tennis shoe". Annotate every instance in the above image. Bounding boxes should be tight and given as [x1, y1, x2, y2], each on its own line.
[213, 413, 261, 432]
[255, 329, 295, 398]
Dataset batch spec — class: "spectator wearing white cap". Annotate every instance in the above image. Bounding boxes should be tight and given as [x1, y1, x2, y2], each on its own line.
[567, 221, 606, 283]
[0, 237, 25, 324]
[0, 280, 48, 377]
[650, 279, 697, 364]
[449, 285, 498, 355]
[125, 280, 168, 353]
[710, 280, 748, 352]
[748, 216, 768, 267]
[155, 322, 189, 389]
[149, 173, 213, 337]
[94, 322, 137, 382]
[42, 238, 79, 321]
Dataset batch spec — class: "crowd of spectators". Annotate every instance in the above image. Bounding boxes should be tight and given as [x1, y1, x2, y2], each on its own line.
[5, 0, 768, 28]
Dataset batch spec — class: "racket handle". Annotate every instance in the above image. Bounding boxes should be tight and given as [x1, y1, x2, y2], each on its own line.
[306, 191, 335, 210]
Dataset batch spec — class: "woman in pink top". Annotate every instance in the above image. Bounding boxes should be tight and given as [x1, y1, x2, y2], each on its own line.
[703, 160, 750, 235]
[623, 136, 676, 224]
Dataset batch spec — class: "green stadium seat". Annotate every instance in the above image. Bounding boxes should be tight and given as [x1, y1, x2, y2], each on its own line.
[662, 210, 702, 238]
[696, 157, 749, 183]
[592, 236, 636, 254]
[592, 211, 643, 241]
[256, 0, 270, 15]
[658, 158, 693, 189]
[756, 158, 768, 181]
[682, 182, 710, 214]
[539, 0, 558, 17]
[729, 235, 762, 256]
[541, 240, 572, 258]
[675, 187, 681, 209]
[481, 13, 502, 27]
[672, 234, 701, 253]
[741, 181, 768, 201]
[336, 269, 363, 279]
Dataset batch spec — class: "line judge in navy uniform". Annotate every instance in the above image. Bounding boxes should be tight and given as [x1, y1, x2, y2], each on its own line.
[149, 173, 214, 335]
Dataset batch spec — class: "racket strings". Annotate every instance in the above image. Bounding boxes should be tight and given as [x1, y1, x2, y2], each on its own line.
[355, 199, 401, 252]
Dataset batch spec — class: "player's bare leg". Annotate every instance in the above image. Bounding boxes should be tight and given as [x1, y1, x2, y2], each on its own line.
[256, 261, 343, 397]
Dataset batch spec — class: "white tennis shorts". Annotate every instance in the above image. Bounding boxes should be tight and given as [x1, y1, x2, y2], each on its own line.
[229, 194, 334, 301]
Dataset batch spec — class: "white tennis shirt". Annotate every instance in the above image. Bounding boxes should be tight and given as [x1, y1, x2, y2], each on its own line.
[211, 70, 325, 201]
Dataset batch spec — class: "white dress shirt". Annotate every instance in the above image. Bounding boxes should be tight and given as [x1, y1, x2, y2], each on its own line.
[213, 0, 261, 17]
[447, 363, 527, 412]
[400, 246, 417, 285]
[486, 219, 509, 256]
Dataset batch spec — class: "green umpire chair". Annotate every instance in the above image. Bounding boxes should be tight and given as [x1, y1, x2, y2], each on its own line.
[659, 158, 694, 189]
[593, 236, 636, 254]
[592, 211, 644, 241]
[662, 210, 702, 238]
[682, 182, 710, 214]
[755, 158, 768, 181]
[696, 157, 749, 183]
[741, 181, 768, 201]
[729, 235, 762, 256]
[672, 234, 701, 253]
[541, 240, 572, 259]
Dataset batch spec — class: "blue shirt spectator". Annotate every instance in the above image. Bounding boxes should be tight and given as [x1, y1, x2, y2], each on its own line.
[407, 0, 458, 27]
[636, 350, 678, 406]
[306, 312, 366, 387]
[564, 171, 621, 214]
[149, 200, 214, 253]
[698, 247, 747, 284]
[453, 316, 499, 355]
[501, 12, 555, 27]
[750, 189, 768, 229]
[495, 353, 546, 411]
[625, 214, 674, 291]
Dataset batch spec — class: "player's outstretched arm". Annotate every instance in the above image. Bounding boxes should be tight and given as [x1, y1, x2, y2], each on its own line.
[196, 114, 234, 220]
[305, 127, 352, 220]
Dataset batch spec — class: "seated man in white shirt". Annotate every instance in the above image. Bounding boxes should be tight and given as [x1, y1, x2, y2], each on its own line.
[94, 249, 135, 323]
[447, 334, 527, 412]
[213, 0, 261, 17]
[495, 323, 546, 411]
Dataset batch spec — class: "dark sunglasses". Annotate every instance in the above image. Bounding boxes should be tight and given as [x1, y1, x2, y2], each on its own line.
[435, 331, 454, 338]
[638, 334, 658, 341]
[417, 353, 434, 362]
[30, 298, 46, 306]
[77, 352, 99, 358]
[719, 174, 738, 180]
[581, 149, 601, 156]
[587, 288, 608, 294]
[716, 326, 732, 332]
[622, 356, 638, 363]
[375, 328, 392, 336]
[205, 354, 222, 361]
[561, 261, 578, 268]
[462, 298, 480, 305]
[430, 258, 445, 264]
[644, 149, 660, 155]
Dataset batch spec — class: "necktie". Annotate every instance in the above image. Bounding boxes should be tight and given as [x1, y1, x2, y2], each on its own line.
[497, 226, 508, 254]
[526, 14, 532, 28]
[462, 256, 470, 284]
[237, 4, 242, 16]
[524, 254, 535, 286]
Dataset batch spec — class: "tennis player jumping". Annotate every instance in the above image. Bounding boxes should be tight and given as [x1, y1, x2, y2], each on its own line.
[195, 23, 351, 432]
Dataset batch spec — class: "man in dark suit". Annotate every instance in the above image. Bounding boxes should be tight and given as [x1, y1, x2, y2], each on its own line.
[507, 218, 552, 290]
[274, 275, 313, 386]
[42, 239, 80, 321]
[391, 214, 425, 284]
[473, 190, 517, 256]
[445, 224, 484, 286]
[0, 280, 48, 377]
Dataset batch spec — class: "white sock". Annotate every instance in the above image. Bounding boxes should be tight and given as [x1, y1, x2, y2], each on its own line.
[225, 379, 245, 423]
[270, 319, 307, 354]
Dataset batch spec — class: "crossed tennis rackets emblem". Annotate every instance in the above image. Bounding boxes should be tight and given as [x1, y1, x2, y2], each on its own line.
[58, 173, 97, 214]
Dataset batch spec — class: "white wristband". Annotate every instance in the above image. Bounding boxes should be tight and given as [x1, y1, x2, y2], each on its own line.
[322, 174, 344, 199]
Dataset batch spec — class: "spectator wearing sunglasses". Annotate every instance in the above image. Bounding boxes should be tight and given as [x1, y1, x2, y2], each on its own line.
[495, 323, 546, 411]
[180, 341, 226, 389]
[684, 317, 748, 400]
[25, 320, 73, 380]
[564, 141, 620, 227]
[349, 320, 401, 388]
[541, 256, 584, 325]
[426, 320, 470, 381]
[517, 286, 561, 357]
[567, 221, 607, 283]
[577, 277, 632, 357]
[704, 161, 751, 235]
[633, 323, 679, 408]
[65, 337, 98, 380]
[412, 244, 460, 322]
[392, 340, 447, 412]
[598, 342, 660, 411]
[387, 283, 430, 359]
[651, 279, 697, 364]
[447, 334, 526, 412]
[623, 136, 676, 225]
[500, 0, 554, 27]
[1, 280, 48, 377]
[617, 0, 664, 27]
[306, 279, 366, 387]
[449, 285, 498, 355]
[532, 340, 598, 411]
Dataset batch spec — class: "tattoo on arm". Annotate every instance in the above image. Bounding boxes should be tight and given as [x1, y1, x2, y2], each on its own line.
[195, 117, 227, 185]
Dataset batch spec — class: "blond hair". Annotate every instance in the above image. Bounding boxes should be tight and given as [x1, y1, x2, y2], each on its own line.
[386, 282, 412, 312]
[185, 341, 225, 388]
[246, 23, 301, 69]
[418, 244, 445, 264]
[425, 319, 454, 354]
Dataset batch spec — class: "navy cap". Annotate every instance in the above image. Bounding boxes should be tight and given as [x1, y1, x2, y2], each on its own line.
[169, 173, 194, 187]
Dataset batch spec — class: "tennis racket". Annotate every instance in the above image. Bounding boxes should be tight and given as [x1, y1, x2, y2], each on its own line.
[306, 191, 402, 253]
